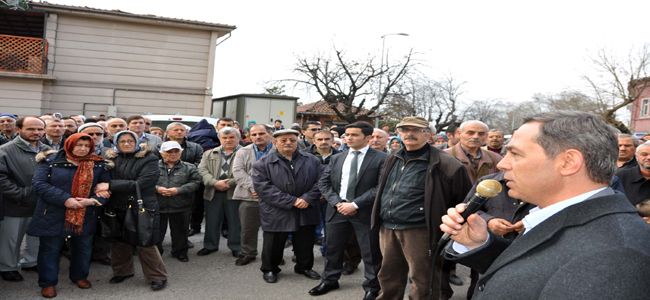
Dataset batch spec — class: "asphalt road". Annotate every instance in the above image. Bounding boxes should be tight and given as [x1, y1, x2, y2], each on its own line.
[2, 230, 471, 299]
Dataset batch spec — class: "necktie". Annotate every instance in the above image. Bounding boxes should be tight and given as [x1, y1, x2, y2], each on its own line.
[346, 151, 360, 200]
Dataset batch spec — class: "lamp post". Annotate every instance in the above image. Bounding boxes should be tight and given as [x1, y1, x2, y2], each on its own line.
[377, 32, 409, 127]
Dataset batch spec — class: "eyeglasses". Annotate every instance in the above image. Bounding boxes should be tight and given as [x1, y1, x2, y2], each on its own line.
[308, 128, 322, 131]
[86, 132, 104, 136]
[397, 127, 427, 134]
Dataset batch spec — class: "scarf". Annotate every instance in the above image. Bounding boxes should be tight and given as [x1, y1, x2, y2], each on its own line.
[63, 133, 103, 235]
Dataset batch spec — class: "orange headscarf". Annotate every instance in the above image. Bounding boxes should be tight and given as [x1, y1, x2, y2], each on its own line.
[63, 133, 103, 235]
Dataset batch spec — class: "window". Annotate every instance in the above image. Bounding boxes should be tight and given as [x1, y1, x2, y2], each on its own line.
[641, 99, 650, 117]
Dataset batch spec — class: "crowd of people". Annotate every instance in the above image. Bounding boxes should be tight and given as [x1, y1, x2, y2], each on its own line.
[0, 111, 648, 299]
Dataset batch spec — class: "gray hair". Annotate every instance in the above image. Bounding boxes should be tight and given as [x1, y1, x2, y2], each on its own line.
[373, 128, 389, 138]
[459, 120, 489, 132]
[166, 122, 189, 131]
[618, 133, 640, 147]
[218, 126, 241, 140]
[523, 111, 617, 184]
[636, 141, 650, 154]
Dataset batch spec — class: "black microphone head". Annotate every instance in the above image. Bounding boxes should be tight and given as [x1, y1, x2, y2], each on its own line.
[476, 179, 502, 198]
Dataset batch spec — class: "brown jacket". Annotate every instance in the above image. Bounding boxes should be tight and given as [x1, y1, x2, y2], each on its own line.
[445, 143, 502, 183]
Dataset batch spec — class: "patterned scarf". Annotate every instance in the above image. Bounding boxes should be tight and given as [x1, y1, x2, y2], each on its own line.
[63, 133, 103, 235]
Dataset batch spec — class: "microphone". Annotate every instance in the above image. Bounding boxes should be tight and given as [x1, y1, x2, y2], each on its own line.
[437, 179, 502, 248]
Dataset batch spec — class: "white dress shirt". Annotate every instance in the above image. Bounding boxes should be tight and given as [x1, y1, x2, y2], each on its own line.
[338, 145, 370, 204]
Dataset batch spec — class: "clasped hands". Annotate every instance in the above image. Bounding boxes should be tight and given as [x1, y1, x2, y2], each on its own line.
[156, 186, 179, 197]
[336, 201, 357, 216]
[64, 197, 102, 209]
[213, 179, 230, 191]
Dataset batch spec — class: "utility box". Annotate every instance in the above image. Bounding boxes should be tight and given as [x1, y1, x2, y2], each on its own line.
[211, 94, 298, 128]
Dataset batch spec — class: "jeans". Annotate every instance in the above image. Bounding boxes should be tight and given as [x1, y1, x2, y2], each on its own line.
[38, 235, 92, 287]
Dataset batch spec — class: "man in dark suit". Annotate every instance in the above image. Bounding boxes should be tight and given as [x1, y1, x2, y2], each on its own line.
[441, 111, 650, 299]
[308, 121, 386, 300]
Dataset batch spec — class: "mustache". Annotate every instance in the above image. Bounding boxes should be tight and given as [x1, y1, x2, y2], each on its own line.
[403, 135, 418, 140]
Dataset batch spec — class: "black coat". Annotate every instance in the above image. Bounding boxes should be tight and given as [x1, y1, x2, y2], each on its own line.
[105, 148, 160, 211]
[445, 189, 650, 300]
[252, 149, 321, 232]
[156, 160, 201, 213]
[319, 148, 386, 223]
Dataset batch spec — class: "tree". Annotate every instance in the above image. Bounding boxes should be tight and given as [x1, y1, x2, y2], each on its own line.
[290, 48, 413, 123]
[584, 45, 650, 132]
[264, 84, 286, 95]
[533, 91, 606, 113]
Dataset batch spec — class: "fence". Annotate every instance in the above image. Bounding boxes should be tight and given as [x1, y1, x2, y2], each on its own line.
[0, 34, 48, 74]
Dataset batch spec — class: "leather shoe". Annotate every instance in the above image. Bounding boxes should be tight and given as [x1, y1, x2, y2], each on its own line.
[295, 269, 321, 280]
[109, 274, 134, 284]
[232, 250, 241, 258]
[176, 254, 189, 262]
[342, 263, 357, 275]
[76, 279, 92, 289]
[363, 290, 379, 300]
[448, 273, 464, 286]
[1, 271, 24, 282]
[197, 248, 218, 256]
[308, 281, 339, 296]
[263, 271, 277, 283]
[235, 256, 255, 266]
[151, 280, 167, 291]
[41, 286, 57, 298]
[188, 228, 200, 236]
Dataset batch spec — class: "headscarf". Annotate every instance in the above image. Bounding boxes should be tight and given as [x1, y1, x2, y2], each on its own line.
[63, 133, 104, 235]
[112, 130, 141, 153]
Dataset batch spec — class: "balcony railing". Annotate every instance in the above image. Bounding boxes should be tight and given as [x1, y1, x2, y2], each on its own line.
[0, 34, 48, 74]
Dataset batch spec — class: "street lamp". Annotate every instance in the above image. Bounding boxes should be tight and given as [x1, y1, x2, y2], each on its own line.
[377, 32, 409, 127]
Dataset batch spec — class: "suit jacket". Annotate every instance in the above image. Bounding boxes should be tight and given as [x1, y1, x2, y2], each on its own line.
[445, 189, 650, 299]
[318, 148, 386, 223]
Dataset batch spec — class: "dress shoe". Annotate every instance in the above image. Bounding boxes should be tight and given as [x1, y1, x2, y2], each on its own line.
[92, 257, 112, 266]
[295, 269, 321, 280]
[175, 254, 189, 262]
[235, 256, 256, 266]
[342, 263, 357, 275]
[41, 286, 57, 298]
[76, 279, 92, 289]
[363, 290, 379, 300]
[448, 273, 464, 286]
[263, 271, 277, 283]
[151, 280, 167, 291]
[188, 228, 200, 236]
[1, 271, 24, 282]
[197, 248, 218, 256]
[109, 274, 134, 284]
[232, 250, 241, 258]
[22, 265, 38, 272]
[308, 281, 339, 296]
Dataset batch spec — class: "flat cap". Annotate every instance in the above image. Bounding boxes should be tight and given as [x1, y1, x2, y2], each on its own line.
[272, 129, 300, 138]
[396, 116, 429, 128]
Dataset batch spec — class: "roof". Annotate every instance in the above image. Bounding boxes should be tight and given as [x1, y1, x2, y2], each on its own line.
[213, 94, 299, 101]
[29, 1, 236, 32]
[297, 100, 375, 117]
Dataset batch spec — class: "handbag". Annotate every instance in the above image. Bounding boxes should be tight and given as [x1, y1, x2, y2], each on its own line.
[123, 182, 158, 247]
[99, 208, 122, 239]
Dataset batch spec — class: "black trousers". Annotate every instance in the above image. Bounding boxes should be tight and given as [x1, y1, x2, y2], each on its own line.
[158, 211, 191, 256]
[92, 207, 111, 260]
[190, 184, 205, 230]
[322, 219, 380, 293]
[261, 225, 316, 274]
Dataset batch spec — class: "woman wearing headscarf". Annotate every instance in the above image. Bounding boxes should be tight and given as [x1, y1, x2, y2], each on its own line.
[389, 136, 403, 154]
[103, 130, 168, 291]
[29, 133, 111, 298]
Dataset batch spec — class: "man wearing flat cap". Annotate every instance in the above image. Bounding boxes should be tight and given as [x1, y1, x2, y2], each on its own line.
[371, 116, 472, 300]
[252, 129, 322, 284]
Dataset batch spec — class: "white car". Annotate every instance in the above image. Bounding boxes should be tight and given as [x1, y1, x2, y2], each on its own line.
[145, 114, 219, 130]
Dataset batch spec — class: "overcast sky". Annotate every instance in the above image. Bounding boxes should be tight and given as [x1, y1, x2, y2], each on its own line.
[48, 0, 649, 106]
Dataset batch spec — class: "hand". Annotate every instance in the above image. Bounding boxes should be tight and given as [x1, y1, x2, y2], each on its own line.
[214, 180, 230, 191]
[167, 188, 178, 196]
[487, 218, 514, 236]
[96, 190, 111, 198]
[250, 191, 258, 199]
[95, 182, 109, 193]
[440, 203, 489, 250]
[64, 198, 84, 209]
[293, 198, 309, 209]
[156, 186, 167, 195]
[336, 202, 358, 216]
[512, 221, 525, 233]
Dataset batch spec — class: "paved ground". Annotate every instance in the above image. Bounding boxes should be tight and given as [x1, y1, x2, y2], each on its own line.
[2, 230, 471, 299]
